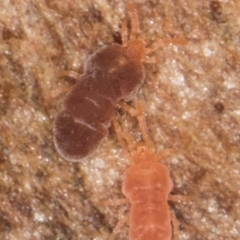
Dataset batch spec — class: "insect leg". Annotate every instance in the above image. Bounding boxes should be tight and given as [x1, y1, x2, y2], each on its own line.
[170, 211, 179, 240]
[142, 55, 157, 64]
[104, 198, 129, 206]
[169, 194, 190, 203]
[145, 38, 187, 55]
[117, 101, 137, 116]
[108, 213, 129, 240]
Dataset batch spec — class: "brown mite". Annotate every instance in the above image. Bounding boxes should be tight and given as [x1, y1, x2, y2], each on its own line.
[53, 6, 186, 161]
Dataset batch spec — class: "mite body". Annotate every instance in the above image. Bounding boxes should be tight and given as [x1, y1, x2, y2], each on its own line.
[111, 102, 175, 240]
[54, 7, 147, 161]
[53, 6, 185, 161]
[123, 158, 173, 240]
[54, 42, 144, 161]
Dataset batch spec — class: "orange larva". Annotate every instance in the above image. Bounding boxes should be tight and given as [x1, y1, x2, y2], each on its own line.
[109, 102, 177, 240]
[53, 5, 186, 161]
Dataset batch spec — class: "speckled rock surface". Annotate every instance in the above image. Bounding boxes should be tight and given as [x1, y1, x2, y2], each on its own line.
[0, 0, 240, 239]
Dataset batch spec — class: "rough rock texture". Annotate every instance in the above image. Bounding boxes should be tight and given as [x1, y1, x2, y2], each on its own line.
[0, 0, 240, 239]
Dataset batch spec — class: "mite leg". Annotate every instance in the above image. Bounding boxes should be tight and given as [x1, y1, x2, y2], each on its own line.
[57, 70, 81, 80]
[45, 86, 69, 107]
[156, 148, 176, 163]
[142, 56, 157, 64]
[145, 38, 187, 55]
[104, 198, 129, 206]
[168, 194, 191, 240]
[170, 212, 179, 240]
[117, 101, 137, 116]
[169, 194, 190, 203]
[46, 70, 81, 107]
[126, 3, 138, 40]
[108, 213, 129, 240]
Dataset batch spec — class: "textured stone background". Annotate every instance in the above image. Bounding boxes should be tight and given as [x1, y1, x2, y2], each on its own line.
[0, 0, 240, 239]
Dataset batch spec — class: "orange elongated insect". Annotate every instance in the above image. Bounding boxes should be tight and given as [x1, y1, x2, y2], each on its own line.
[53, 5, 186, 162]
[109, 102, 178, 240]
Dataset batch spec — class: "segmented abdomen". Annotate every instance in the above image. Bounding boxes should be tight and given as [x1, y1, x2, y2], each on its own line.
[122, 161, 173, 240]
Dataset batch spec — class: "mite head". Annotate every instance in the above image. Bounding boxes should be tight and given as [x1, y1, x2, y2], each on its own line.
[125, 38, 147, 61]
[121, 4, 149, 62]
[132, 143, 156, 165]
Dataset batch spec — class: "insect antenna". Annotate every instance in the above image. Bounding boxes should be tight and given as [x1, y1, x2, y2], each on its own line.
[116, 101, 154, 151]
[126, 3, 139, 40]
[134, 101, 154, 151]
[112, 119, 135, 164]
[121, 19, 128, 46]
